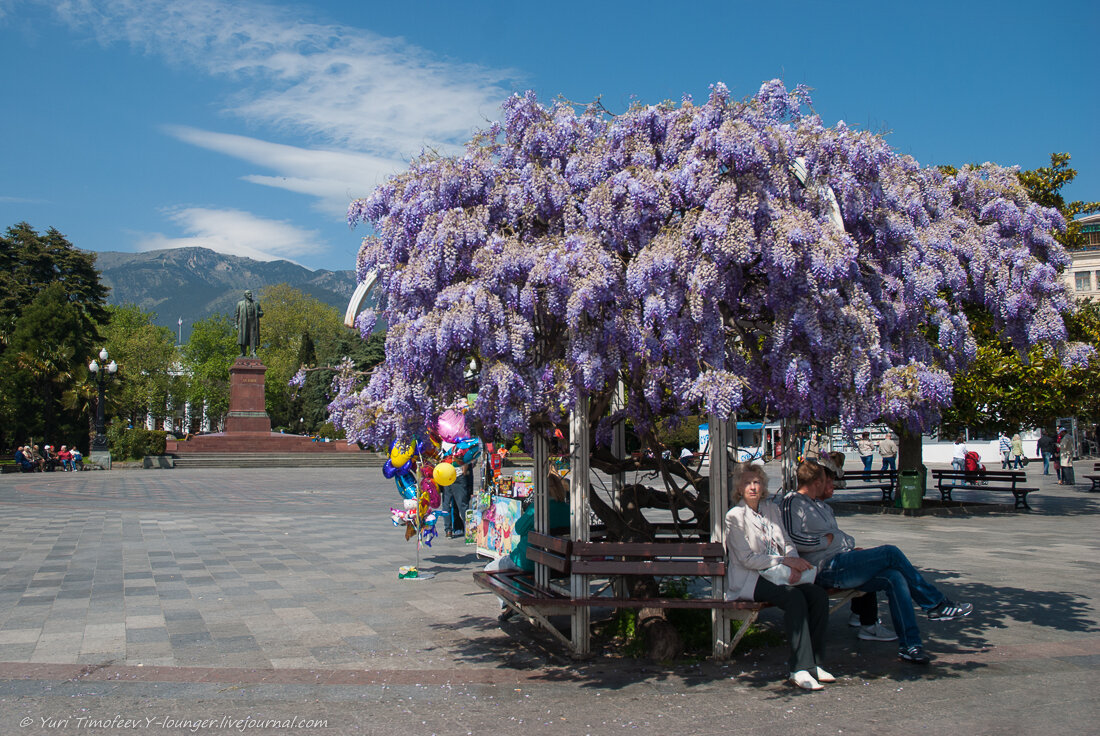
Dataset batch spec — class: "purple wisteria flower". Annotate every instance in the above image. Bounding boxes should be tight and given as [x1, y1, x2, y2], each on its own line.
[332, 80, 1077, 447]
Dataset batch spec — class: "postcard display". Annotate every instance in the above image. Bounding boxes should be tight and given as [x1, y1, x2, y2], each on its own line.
[474, 469, 534, 559]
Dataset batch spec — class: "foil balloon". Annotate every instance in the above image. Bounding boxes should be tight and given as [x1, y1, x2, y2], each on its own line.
[395, 473, 417, 499]
[390, 441, 415, 466]
[382, 459, 399, 479]
[420, 474, 441, 508]
[455, 437, 482, 465]
[437, 410, 467, 443]
[433, 462, 457, 487]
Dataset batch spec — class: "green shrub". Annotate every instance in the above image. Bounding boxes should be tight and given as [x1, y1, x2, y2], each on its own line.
[107, 426, 167, 460]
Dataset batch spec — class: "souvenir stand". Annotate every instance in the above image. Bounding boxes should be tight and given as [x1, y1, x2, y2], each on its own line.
[473, 467, 531, 560]
[528, 392, 737, 658]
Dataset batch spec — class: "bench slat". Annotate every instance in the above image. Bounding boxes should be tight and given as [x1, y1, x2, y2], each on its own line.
[528, 532, 571, 555]
[526, 546, 570, 573]
[573, 541, 725, 558]
[572, 559, 726, 576]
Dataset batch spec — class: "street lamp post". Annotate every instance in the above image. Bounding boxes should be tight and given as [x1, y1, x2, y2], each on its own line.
[88, 347, 118, 464]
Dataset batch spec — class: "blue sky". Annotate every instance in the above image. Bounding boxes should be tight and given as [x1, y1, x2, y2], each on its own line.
[1, 0, 1096, 274]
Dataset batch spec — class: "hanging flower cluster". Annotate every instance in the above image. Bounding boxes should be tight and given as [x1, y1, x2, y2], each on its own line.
[335, 80, 1078, 446]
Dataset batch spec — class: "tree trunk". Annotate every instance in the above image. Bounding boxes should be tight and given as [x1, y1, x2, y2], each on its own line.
[896, 427, 923, 472]
[638, 606, 682, 660]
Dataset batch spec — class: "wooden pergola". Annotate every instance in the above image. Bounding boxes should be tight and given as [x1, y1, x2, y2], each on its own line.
[527, 396, 740, 658]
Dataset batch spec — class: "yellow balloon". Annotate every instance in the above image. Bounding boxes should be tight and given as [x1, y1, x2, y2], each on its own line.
[433, 462, 457, 487]
[390, 442, 415, 466]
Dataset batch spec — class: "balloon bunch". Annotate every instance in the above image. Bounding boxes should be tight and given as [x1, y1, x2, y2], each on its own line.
[382, 407, 483, 546]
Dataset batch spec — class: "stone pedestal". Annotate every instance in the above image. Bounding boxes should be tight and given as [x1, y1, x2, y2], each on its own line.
[165, 355, 363, 456]
[225, 358, 271, 434]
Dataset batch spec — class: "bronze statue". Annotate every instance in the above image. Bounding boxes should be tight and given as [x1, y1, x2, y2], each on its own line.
[235, 290, 263, 357]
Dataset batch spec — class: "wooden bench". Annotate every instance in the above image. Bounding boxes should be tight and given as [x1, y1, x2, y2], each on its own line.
[836, 469, 897, 502]
[929, 469, 1037, 510]
[474, 534, 857, 655]
[1082, 462, 1100, 493]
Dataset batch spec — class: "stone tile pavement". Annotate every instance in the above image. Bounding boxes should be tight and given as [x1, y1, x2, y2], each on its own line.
[0, 466, 1096, 734]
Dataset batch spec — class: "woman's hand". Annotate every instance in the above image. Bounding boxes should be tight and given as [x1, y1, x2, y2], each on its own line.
[781, 556, 813, 572]
[781, 556, 812, 584]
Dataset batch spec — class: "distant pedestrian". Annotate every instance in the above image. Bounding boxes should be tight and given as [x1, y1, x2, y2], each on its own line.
[804, 432, 821, 462]
[877, 433, 898, 472]
[951, 436, 967, 485]
[1010, 433, 1024, 469]
[998, 432, 1011, 469]
[1037, 430, 1056, 475]
[1058, 430, 1075, 485]
[857, 432, 874, 481]
[1052, 432, 1062, 482]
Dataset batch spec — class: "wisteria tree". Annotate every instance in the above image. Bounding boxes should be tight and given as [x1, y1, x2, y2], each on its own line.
[333, 80, 1083, 539]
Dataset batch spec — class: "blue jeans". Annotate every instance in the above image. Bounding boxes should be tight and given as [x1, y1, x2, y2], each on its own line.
[442, 471, 472, 535]
[1041, 451, 1051, 475]
[817, 545, 946, 649]
[881, 456, 896, 472]
[861, 455, 873, 480]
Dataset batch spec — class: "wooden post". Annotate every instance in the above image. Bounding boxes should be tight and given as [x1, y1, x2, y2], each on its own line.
[532, 432, 550, 590]
[709, 414, 734, 659]
[570, 395, 591, 656]
[610, 379, 627, 599]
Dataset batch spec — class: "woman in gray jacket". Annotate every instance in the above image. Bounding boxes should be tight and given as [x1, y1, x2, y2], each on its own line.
[724, 464, 831, 690]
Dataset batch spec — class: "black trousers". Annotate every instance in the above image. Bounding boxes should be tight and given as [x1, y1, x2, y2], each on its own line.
[851, 591, 879, 625]
[753, 578, 829, 673]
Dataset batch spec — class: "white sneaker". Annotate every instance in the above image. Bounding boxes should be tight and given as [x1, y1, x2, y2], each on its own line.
[847, 613, 860, 627]
[858, 621, 898, 641]
[814, 666, 836, 683]
[789, 670, 823, 691]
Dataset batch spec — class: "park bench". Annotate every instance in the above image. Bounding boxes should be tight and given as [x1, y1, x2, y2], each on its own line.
[836, 468, 897, 502]
[473, 533, 858, 655]
[1082, 462, 1100, 492]
[929, 469, 1037, 510]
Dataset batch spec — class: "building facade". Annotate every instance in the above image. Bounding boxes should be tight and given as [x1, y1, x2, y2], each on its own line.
[1066, 213, 1100, 298]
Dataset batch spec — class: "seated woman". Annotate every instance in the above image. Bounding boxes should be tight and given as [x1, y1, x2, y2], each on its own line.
[724, 464, 832, 690]
[57, 446, 73, 471]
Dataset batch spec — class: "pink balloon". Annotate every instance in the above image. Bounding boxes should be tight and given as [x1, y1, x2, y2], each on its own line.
[420, 475, 441, 508]
[437, 409, 468, 443]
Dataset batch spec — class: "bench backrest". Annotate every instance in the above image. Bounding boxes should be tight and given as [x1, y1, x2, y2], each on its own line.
[837, 469, 896, 488]
[526, 532, 572, 573]
[571, 541, 726, 577]
[932, 469, 1026, 487]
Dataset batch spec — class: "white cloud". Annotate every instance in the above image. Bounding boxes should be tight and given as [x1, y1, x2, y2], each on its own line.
[39, 0, 519, 239]
[0, 195, 49, 204]
[136, 207, 322, 263]
[51, 0, 516, 154]
[163, 126, 404, 217]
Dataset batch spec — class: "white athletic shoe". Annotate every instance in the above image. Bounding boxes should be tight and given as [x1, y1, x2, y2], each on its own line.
[814, 667, 836, 683]
[848, 613, 860, 627]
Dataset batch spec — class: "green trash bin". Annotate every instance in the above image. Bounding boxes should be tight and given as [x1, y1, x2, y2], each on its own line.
[898, 469, 923, 509]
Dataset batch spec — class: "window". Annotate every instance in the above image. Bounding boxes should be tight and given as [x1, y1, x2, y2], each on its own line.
[1075, 272, 1092, 291]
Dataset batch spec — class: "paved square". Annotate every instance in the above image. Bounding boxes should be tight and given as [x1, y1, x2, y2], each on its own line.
[0, 466, 1096, 734]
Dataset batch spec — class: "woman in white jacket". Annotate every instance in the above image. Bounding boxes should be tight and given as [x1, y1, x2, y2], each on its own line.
[725, 464, 832, 690]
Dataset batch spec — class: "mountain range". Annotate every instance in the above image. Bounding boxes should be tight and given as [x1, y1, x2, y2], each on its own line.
[93, 247, 357, 342]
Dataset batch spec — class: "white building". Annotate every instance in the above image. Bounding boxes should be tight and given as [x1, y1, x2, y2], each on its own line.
[1065, 212, 1100, 298]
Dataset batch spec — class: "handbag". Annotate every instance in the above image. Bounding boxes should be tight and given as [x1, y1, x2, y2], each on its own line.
[760, 562, 817, 586]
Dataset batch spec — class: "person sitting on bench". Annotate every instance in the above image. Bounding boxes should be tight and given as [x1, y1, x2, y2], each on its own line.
[725, 463, 833, 691]
[488, 473, 571, 622]
[781, 459, 973, 665]
[14, 446, 34, 472]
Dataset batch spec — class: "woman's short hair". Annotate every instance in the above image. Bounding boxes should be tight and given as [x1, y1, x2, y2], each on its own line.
[731, 463, 769, 504]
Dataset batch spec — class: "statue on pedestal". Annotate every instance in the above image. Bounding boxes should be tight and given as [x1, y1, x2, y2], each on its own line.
[235, 290, 263, 357]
